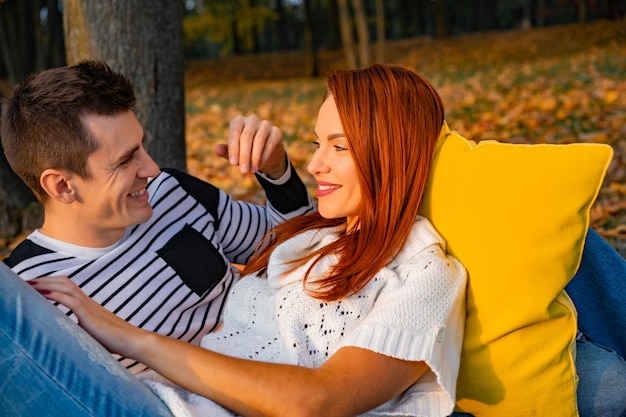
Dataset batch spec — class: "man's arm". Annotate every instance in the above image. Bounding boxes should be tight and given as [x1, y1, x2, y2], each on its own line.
[164, 115, 314, 264]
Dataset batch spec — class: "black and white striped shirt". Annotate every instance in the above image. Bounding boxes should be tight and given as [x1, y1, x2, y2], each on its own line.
[4, 166, 315, 373]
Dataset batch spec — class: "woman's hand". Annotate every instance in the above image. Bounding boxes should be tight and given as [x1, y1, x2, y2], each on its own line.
[27, 276, 148, 359]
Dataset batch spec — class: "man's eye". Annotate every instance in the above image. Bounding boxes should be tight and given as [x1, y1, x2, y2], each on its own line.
[120, 154, 134, 166]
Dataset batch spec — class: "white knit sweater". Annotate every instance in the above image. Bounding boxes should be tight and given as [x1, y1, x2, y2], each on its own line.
[140, 216, 467, 417]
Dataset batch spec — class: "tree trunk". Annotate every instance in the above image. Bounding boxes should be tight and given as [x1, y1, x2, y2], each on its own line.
[521, 0, 532, 29]
[0, 0, 38, 87]
[63, 0, 187, 172]
[45, 0, 66, 68]
[274, 0, 289, 50]
[473, 0, 497, 31]
[351, 0, 370, 68]
[303, 0, 319, 77]
[327, 0, 342, 50]
[434, 0, 449, 38]
[536, 0, 545, 27]
[375, 0, 385, 63]
[416, 0, 428, 36]
[578, 0, 587, 23]
[337, 0, 357, 69]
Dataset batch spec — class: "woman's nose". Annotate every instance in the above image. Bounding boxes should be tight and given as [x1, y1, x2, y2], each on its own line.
[307, 149, 328, 175]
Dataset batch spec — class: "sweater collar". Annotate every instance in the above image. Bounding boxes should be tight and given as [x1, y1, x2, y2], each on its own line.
[266, 216, 444, 288]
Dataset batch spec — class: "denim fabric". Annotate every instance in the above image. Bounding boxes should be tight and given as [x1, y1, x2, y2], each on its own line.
[575, 338, 626, 417]
[566, 229, 626, 417]
[0, 263, 173, 417]
[566, 228, 626, 359]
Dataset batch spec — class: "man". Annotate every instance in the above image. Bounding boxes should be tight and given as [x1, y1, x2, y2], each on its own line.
[1, 60, 315, 373]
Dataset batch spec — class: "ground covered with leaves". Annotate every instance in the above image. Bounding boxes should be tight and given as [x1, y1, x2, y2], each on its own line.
[185, 19, 626, 256]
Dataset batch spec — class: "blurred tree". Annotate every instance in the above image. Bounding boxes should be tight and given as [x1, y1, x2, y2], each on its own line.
[537, 0, 546, 26]
[326, 0, 342, 50]
[578, 0, 587, 22]
[43, 0, 66, 66]
[0, 0, 64, 88]
[0, 0, 37, 87]
[374, 0, 385, 63]
[473, 0, 498, 30]
[352, 0, 370, 67]
[274, 0, 289, 50]
[179, 0, 622, 61]
[337, 0, 357, 69]
[183, 0, 277, 57]
[63, 0, 187, 172]
[303, 0, 319, 77]
[0, 0, 64, 244]
[337, 0, 370, 69]
[434, 0, 450, 37]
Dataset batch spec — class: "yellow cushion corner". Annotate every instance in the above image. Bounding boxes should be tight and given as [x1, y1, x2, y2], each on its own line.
[420, 122, 613, 416]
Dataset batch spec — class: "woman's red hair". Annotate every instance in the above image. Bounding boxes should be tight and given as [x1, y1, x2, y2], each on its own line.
[244, 64, 445, 301]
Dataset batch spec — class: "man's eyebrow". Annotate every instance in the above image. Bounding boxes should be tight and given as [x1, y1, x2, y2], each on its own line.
[114, 144, 139, 165]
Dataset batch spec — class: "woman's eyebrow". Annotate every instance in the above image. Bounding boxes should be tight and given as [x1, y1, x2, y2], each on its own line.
[327, 133, 346, 140]
[312, 131, 346, 140]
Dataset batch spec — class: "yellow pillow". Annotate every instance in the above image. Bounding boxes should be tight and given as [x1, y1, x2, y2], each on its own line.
[420, 122, 613, 416]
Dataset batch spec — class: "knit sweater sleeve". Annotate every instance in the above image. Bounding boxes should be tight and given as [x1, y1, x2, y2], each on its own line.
[340, 243, 467, 416]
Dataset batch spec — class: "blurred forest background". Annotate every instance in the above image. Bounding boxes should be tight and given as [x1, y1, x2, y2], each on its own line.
[0, 0, 625, 256]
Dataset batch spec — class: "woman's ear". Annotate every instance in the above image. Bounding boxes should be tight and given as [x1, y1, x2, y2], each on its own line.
[40, 169, 76, 204]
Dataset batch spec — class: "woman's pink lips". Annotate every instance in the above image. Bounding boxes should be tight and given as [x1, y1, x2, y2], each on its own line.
[315, 181, 340, 198]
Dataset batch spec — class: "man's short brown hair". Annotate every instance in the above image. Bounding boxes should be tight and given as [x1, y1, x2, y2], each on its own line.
[1, 60, 136, 201]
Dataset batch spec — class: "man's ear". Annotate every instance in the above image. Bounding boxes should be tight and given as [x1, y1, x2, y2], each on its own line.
[40, 169, 76, 204]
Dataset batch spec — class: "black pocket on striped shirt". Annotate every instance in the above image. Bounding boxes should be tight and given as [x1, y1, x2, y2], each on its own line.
[157, 224, 227, 296]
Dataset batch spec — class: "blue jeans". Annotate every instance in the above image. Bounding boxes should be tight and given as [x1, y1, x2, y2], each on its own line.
[567, 228, 626, 417]
[576, 337, 626, 417]
[567, 228, 626, 359]
[0, 262, 173, 417]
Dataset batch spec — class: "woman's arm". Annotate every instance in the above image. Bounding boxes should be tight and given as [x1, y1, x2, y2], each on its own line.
[135, 333, 427, 416]
[142, 336, 427, 417]
[30, 276, 428, 417]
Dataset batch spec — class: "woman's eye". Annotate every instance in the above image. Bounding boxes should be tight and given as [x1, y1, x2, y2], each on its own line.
[311, 141, 320, 149]
[334, 145, 348, 151]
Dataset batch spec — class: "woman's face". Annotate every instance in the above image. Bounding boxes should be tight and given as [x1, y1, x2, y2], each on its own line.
[308, 96, 362, 229]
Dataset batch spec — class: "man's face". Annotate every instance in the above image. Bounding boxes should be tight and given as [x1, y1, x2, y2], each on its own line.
[70, 111, 160, 244]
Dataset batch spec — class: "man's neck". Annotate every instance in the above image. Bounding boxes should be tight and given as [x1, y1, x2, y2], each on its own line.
[39, 217, 126, 248]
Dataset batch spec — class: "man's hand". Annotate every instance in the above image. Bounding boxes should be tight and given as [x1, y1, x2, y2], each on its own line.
[214, 115, 288, 180]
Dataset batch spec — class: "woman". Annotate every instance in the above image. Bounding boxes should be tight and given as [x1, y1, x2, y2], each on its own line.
[4, 64, 467, 417]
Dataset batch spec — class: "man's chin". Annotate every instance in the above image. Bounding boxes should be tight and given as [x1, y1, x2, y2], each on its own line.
[132, 207, 154, 225]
